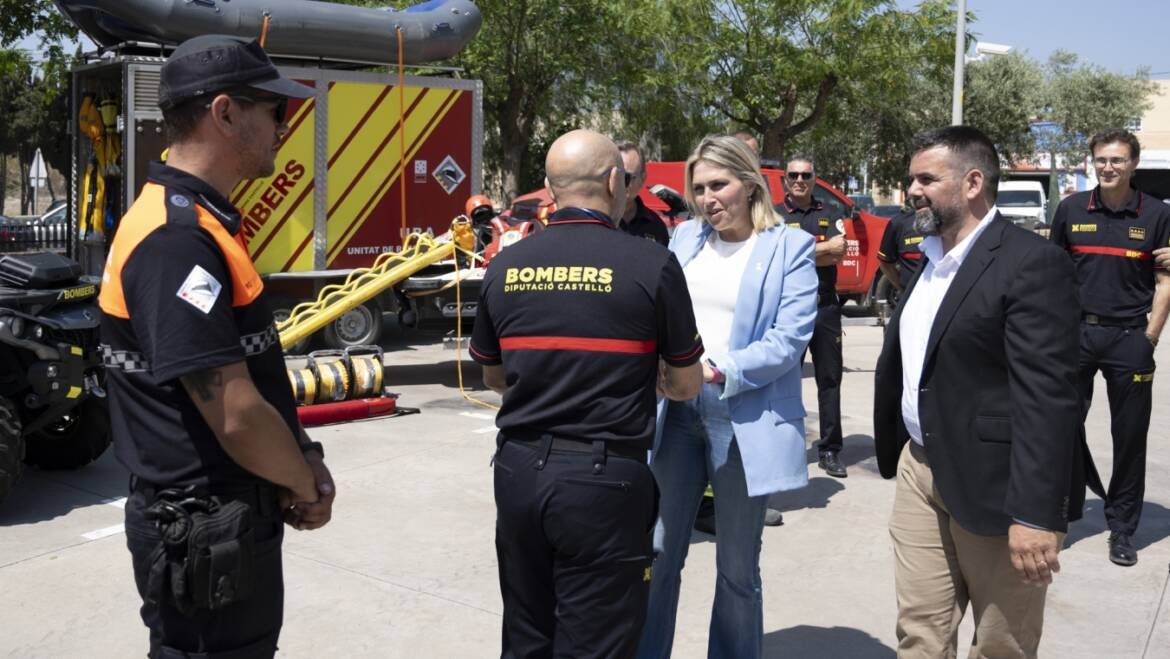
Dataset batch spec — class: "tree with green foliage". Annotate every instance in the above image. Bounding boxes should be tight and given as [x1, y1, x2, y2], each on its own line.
[663, 0, 957, 167]
[0, 0, 79, 211]
[963, 51, 1044, 165]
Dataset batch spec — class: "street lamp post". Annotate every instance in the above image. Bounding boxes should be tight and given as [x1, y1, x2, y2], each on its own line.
[951, 0, 967, 125]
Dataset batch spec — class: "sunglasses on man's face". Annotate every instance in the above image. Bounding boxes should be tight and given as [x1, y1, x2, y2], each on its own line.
[208, 91, 289, 125]
[786, 171, 814, 181]
[601, 166, 634, 188]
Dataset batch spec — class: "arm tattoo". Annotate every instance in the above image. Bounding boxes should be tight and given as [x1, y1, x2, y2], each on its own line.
[182, 369, 224, 403]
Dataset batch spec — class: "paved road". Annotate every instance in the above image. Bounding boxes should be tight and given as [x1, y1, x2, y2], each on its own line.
[2, 323, 1167, 658]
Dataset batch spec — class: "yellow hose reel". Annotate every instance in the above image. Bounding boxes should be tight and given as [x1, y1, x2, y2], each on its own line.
[286, 347, 385, 406]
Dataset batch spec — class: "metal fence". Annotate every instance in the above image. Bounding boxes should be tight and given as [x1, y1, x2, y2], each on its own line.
[0, 221, 71, 254]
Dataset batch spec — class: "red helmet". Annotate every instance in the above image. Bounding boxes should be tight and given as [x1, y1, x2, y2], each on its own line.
[465, 194, 493, 218]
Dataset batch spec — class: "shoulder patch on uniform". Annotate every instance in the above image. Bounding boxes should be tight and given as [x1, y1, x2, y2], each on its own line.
[818, 218, 830, 227]
[835, 219, 846, 234]
[176, 265, 223, 314]
[169, 194, 191, 208]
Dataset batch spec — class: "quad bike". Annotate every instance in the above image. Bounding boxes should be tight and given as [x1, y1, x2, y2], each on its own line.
[0, 252, 110, 505]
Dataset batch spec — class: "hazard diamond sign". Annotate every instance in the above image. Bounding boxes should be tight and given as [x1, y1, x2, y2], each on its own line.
[432, 155, 466, 195]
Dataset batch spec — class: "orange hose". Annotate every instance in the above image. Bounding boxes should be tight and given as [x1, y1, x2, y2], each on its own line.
[397, 27, 406, 240]
[259, 12, 271, 48]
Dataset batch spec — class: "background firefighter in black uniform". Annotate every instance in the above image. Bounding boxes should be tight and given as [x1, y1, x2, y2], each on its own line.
[774, 156, 849, 478]
[99, 36, 335, 658]
[1050, 128, 1170, 567]
[877, 204, 925, 293]
[616, 141, 670, 246]
[470, 129, 703, 658]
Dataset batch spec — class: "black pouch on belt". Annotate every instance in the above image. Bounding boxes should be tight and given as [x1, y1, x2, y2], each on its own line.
[145, 488, 257, 615]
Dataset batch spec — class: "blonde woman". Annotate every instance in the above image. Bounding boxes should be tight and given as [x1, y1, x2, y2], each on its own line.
[638, 135, 818, 659]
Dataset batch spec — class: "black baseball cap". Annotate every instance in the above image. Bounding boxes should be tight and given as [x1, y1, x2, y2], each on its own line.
[158, 35, 314, 110]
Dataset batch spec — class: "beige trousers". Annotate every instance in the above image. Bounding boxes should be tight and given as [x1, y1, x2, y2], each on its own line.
[888, 441, 1056, 659]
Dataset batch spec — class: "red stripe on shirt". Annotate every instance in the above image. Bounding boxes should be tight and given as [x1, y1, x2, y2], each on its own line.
[899, 251, 923, 260]
[500, 336, 657, 354]
[1068, 245, 1151, 260]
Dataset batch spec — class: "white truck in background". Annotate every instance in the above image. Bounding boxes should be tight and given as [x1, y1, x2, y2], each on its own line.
[996, 180, 1048, 231]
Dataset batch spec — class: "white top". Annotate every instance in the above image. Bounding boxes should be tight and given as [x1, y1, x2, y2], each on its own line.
[899, 206, 999, 445]
[684, 230, 758, 359]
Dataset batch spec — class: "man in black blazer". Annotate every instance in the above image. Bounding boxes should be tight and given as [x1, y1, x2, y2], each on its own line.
[874, 126, 1083, 658]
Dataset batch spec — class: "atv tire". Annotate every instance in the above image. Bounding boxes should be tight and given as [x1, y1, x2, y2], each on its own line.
[24, 397, 111, 470]
[0, 397, 25, 504]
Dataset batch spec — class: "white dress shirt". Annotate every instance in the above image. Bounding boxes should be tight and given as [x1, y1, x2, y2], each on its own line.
[900, 206, 999, 445]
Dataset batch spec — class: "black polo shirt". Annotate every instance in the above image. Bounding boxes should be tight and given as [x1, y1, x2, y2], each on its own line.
[775, 194, 843, 294]
[99, 162, 299, 487]
[877, 209, 924, 288]
[619, 196, 670, 246]
[469, 207, 703, 447]
[1050, 187, 1170, 319]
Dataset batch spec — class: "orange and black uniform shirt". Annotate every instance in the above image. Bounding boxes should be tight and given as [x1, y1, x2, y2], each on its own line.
[775, 194, 843, 294]
[1050, 187, 1170, 319]
[469, 207, 703, 448]
[99, 162, 299, 487]
[877, 209, 924, 289]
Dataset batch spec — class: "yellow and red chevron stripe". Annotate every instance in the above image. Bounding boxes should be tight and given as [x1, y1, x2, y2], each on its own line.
[231, 92, 318, 273]
[235, 80, 462, 273]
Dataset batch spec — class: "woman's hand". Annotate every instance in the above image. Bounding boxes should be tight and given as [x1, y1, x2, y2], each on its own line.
[701, 360, 716, 383]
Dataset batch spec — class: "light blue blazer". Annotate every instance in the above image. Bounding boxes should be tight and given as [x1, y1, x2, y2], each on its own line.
[653, 219, 819, 496]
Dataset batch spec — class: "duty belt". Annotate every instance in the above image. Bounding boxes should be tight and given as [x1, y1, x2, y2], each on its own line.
[500, 431, 648, 464]
[130, 475, 280, 517]
[1082, 313, 1146, 328]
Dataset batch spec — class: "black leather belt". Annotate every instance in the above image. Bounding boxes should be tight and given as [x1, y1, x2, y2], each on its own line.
[501, 432, 648, 463]
[1083, 313, 1146, 328]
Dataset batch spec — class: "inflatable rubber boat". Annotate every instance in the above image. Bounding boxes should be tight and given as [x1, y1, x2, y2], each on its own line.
[53, 0, 482, 64]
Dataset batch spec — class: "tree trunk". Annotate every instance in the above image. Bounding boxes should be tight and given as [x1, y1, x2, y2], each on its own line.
[0, 155, 7, 215]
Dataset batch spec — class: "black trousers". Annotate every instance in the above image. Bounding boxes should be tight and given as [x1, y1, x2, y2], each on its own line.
[124, 481, 285, 659]
[806, 298, 843, 454]
[1077, 323, 1156, 536]
[493, 437, 658, 659]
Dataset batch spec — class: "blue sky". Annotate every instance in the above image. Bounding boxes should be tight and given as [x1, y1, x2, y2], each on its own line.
[897, 0, 1170, 77]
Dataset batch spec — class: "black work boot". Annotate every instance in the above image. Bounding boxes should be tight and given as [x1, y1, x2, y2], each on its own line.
[818, 451, 847, 478]
[1108, 532, 1137, 566]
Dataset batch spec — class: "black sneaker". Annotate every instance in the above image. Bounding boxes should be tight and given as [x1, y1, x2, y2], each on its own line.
[693, 512, 716, 535]
[1108, 532, 1137, 566]
[764, 508, 784, 526]
[818, 451, 847, 478]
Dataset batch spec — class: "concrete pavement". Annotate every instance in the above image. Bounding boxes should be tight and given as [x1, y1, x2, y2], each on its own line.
[2, 322, 1168, 658]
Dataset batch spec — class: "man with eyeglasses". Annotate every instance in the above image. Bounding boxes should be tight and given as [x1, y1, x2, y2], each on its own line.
[1049, 127, 1170, 567]
[100, 35, 334, 657]
[471, 129, 702, 657]
[774, 156, 849, 478]
[616, 141, 669, 246]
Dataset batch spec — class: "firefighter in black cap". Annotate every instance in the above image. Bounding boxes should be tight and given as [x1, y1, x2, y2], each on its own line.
[1050, 127, 1170, 567]
[100, 35, 333, 658]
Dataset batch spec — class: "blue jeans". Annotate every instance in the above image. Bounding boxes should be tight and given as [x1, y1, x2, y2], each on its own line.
[637, 384, 768, 659]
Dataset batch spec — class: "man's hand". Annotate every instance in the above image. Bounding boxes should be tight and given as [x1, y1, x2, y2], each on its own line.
[1008, 523, 1062, 585]
[825, 234, 846, 257]
[1154, 246, 1170, 270]
[284, 452, 335, 531]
